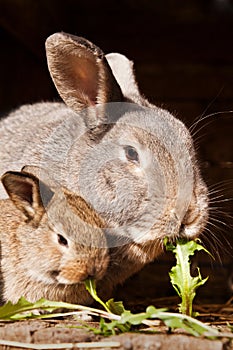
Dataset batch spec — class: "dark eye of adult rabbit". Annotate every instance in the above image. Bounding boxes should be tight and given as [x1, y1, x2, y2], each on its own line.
[124, 146, 139, 163]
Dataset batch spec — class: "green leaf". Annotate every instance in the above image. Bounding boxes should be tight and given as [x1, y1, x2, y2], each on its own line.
[99, 318, 118, 336]
[120, 310, 149, 325]
[0, 296, 116, 321]
[85, 279, 112, 313]
[85, 279, 126, 315]
[146, 307, 219, 337]
[0, 297, 67, 320]
[165, 238, 210, 316]
[91, 317, 130, 336]
[105, 299, 126, 315]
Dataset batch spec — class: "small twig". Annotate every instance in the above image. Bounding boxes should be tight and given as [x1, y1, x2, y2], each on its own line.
[141, 319, 161, 327]
[0, 339, 121, 349]
[210, 321, 233, 325]
[198, 313, 232, 318]
[225, 296, 233, 305]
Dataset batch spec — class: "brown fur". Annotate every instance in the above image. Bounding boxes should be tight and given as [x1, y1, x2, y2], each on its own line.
[0, 171, 109, 304]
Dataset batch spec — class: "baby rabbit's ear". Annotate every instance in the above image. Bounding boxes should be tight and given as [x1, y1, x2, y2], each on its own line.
[1, 171, 51, 223]
[45, 32, 123, 117]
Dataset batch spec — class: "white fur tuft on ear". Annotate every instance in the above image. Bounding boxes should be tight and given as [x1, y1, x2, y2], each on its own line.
[106, 53, 149, 106]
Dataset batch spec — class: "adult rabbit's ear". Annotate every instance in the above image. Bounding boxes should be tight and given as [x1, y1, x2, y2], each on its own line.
[46, 32, 124, 127]
[105, 53, 149, 106]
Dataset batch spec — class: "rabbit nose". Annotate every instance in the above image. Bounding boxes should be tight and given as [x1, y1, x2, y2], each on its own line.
[80, 267, 97, 282]
[50, 270, 60, 279]
[82, 265, 105, 282]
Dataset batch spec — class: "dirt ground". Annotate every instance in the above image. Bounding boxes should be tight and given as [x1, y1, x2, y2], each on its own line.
[0, 318, 232, 350]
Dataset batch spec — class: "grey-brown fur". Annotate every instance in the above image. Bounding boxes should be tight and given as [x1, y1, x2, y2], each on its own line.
[0, 32, 209, 297]
[0, 170, 108, 303]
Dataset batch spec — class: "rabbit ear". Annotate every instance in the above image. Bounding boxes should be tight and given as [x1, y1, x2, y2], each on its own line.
[22, 165, 58, 192]
[106, 53, 150, 106]
[45, 32, 124, 127]
[1, 171, 53, 223]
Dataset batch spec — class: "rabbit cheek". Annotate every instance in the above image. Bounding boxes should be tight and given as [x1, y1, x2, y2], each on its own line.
[25, 246, 62, 284]
[101, 164, 147, 214]
[77, 144, 147, 225]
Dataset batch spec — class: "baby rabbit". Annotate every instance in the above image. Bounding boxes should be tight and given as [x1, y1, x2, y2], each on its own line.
[0, 169, 108, 304]
[0, 32, 209, 292]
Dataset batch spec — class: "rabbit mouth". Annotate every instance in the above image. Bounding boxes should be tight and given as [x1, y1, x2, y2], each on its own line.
[51, 266, 106, 285]
[160, 205, 208, 241]
[180, 200, 209, 239]
[178, 207, 208, 239]
[55, 276, 83, 285]
[181, 218, 208, 239]
[50, 270, 61, 281]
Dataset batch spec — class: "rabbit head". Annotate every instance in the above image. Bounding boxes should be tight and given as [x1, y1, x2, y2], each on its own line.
[42, 32, 208, 251]
[0, 170, 108, 303]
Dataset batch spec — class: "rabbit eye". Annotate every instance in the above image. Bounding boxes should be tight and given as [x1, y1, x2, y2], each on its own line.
[124, 146, 139, 163]
[57, 234, 68, 247]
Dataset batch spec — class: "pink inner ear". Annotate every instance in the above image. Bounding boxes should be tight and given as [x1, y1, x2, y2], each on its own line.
[70, 56, 98, 105]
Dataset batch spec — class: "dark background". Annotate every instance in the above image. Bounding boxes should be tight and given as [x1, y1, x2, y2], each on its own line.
[0, 0, 233, 305]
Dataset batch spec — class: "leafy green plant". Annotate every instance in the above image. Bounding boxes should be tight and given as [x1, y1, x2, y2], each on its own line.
[165, 238, 210, 316]
[100, 307, 219, 337]
[84, 279, 218, 337]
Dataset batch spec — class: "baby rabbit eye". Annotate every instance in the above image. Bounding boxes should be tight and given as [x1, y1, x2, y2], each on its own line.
[57, 234, 68, 247]
[124, 146, 139, 163]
